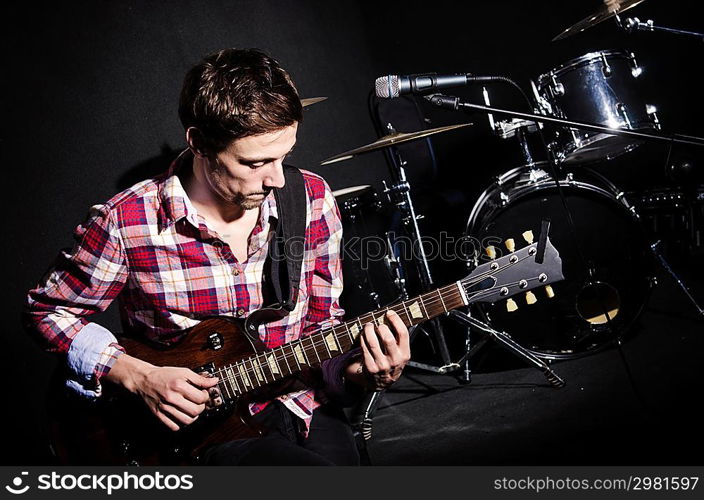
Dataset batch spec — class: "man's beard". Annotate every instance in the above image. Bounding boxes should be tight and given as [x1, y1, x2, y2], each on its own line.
[232, 189, 271, 210]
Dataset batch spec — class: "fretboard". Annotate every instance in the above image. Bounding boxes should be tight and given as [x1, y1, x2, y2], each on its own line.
[212, 281, 468, 399]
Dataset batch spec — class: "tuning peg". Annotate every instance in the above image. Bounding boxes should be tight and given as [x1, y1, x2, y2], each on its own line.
[522, 230, 534, 244]
[525, 291, 537, 305]
[486, 245, 497, 259]
[545, 285, 555, 298]
[505, 238, 515, 252]
[506, 298, 518, 312]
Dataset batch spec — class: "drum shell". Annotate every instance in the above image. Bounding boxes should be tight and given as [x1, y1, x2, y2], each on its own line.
[466, 164, 653, 359]
[335, 186, 402, 317]
[536, 50, 659, 165]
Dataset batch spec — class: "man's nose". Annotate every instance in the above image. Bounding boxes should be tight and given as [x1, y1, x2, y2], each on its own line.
[264, 161, 286, 189]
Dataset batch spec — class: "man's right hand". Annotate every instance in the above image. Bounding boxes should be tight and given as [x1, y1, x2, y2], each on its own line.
[104, 354, 219, 431]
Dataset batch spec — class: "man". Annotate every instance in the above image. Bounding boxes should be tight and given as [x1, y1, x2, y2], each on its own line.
[25, 48, 410, 465]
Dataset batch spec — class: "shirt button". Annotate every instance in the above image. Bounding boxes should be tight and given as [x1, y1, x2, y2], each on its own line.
[236, 308, 246, 317]
[232, 267, 240, 276]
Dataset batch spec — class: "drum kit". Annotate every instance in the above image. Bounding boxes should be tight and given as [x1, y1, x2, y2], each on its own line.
[315, 0, 704, 387]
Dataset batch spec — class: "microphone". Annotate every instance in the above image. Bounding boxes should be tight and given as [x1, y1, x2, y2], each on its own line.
[375, 73, 473, 98]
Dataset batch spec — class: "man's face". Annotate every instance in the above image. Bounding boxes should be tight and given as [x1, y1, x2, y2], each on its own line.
[204, 123, 298, 210]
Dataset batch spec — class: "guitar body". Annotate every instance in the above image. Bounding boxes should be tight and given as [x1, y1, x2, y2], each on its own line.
[49, 317, 281, 465]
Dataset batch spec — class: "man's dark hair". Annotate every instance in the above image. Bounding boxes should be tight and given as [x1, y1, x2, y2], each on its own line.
[179, 48, 303, 153]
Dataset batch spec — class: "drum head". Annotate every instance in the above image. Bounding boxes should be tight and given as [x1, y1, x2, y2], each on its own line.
[467, 169, 653, 359]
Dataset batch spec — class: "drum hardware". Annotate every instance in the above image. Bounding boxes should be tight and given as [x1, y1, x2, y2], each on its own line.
[552, 0, 647, 41]
[619, 16, 704, 41]
[651, 241, 704, 318]
[324, 120, 569, 385]
[424, 95, 704, 149]
[428, 91, 667, 358]
[323, 123, 475, 375]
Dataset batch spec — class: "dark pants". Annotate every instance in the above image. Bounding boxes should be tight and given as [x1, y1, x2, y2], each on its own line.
[201, 401, 360, 465]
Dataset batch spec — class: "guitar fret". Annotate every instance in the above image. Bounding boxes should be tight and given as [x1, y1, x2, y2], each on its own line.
[437, 289, 448, 312]
[297, 340, 310, 365]
[266, 352, 281, 379]
[308, 336, 321, 364]
[252, 356, 267, 384]
[227, 365, 241, 394]
[316, 329, 334, 359]
[400, 300, 413, 327]
[279, 345, 293, 375]
[218, 374, 232, 400]
[322, 329, 335, 357]
[289, 344, 302, 370]
[343, 322, 354, 344]
[419, 295, 430, 318]
[238, 361, 253, 388]
[258, 353, 273, 382]
[247, 359, 261, 387]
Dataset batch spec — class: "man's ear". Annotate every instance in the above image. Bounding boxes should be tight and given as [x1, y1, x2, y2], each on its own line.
[185, 127, 211, 158]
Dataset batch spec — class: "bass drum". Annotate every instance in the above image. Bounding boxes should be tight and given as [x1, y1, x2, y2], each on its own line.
[466, 163, 654, 359]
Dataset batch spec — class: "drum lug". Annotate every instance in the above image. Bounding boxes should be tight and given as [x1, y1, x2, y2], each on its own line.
[616, 103, 632, 128]
[549, 73, 564, 97]
[600, 52, 612, 77]
[646, 105, 661, 130]
[629, 52, 643, 77]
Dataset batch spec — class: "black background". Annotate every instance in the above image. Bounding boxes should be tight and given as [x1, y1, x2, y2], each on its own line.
[3, 0, 703, 465]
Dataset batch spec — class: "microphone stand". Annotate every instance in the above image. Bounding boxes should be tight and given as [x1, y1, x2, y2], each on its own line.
[425, 95, 704, 149]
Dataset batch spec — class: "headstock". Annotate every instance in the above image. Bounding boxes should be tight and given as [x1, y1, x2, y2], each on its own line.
[462, 229, 564, 308]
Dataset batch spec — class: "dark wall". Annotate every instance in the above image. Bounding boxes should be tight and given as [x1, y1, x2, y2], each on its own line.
[3, 0, 702, 464]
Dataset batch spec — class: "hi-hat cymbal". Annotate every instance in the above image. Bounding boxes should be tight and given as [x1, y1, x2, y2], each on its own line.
[320, 123, 472, 165]
[552, 0, 646, 41]
[301, 97, 327, 107]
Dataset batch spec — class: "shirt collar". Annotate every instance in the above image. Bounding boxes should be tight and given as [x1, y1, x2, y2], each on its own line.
[156, 148, 279, 234]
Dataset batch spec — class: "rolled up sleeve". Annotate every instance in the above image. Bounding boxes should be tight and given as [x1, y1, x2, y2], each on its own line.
[24, 204, 128, 397]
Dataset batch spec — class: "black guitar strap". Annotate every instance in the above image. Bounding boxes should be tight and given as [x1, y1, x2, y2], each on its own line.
[241, 165, 307, 340]
[268, 165, 307, 311]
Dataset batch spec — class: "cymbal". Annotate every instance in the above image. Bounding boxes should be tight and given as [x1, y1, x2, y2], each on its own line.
[301, 97, 327, 107]
[320, 123, 472, 165]
[552, 0, 646, 41]
[332, 185, 371, 198]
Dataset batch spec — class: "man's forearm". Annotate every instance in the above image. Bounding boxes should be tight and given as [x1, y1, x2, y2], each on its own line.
[104, 353, 154, 394]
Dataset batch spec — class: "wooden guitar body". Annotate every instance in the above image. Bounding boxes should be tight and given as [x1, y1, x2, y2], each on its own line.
[49, 317, 272, 465]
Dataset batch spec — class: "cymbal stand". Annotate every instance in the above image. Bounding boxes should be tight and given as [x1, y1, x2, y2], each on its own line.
[381, 123, 459, 374]
[618, 15, 704, 42]
[381, 121, 565, 383]
[650, 240, 704, 318]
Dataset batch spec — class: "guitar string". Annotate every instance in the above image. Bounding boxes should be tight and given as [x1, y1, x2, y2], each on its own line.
[213, 252, 548, 393]
[212, 255, 547, 392]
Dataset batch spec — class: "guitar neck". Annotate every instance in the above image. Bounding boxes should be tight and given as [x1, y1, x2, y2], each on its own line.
[214, 282, 467, 398]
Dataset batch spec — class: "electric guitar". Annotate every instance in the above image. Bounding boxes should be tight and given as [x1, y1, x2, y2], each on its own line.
[48, 232, 563, 465]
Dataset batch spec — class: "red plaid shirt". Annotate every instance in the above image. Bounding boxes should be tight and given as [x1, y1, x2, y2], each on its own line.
[25, 150, 346, 430]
